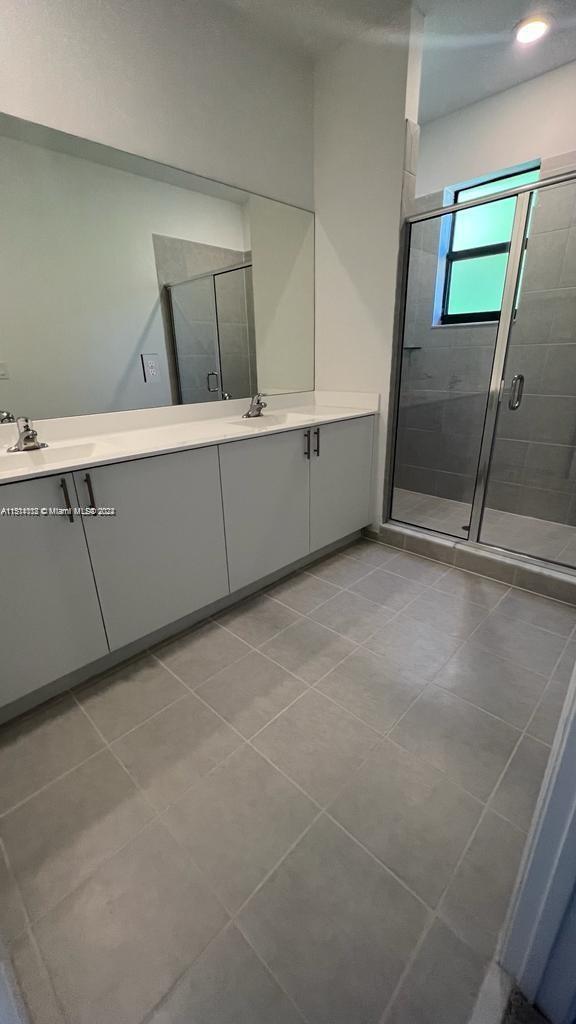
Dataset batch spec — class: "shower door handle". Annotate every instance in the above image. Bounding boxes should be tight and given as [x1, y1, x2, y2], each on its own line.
[206, 371, 220, 393]
[508, 374, 525, 411]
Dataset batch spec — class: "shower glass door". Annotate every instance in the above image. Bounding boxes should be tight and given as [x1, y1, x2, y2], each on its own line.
[479, 179, 576, 567]
[390, 200, 521, 539]
[169, 275, 223, 403]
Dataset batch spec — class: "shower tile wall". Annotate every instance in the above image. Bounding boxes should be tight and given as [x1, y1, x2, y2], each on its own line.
[214, 267, 257, 400]
[486, 183, 576, 525]
[395, 217, 498, 513]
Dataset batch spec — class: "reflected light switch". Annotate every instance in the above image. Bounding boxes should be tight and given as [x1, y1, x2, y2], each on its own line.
[0, 362, 9, 379]
[141, 354, 161, 383]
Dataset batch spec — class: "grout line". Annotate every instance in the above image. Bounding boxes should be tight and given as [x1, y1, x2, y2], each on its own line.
[0, 835, 73, 1024]
[378, 912, 437, 1024]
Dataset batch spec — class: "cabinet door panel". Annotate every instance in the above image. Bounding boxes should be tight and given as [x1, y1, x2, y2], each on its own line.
[77, 447, 229, 650]
[310, 416, 374, 551]
[219, 431, 310, 591]
[0, 474, 108, 708]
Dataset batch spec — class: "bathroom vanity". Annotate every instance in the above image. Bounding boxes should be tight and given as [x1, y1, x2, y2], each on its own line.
[0, 399, 376, 716]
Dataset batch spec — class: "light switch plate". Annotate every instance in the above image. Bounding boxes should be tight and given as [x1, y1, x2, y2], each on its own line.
[0, 363, 9, 379]
[141, 353, 161, 383]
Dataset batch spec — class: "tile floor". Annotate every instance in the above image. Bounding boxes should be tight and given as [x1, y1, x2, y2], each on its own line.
[1, 538, 575, 1024]
[393, 487, 576, 566]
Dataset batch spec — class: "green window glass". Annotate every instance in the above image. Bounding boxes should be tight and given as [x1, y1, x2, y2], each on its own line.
[442, 168, 539, 324]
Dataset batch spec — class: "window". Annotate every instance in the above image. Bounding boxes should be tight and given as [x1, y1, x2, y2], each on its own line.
[441, 168, 540, 324]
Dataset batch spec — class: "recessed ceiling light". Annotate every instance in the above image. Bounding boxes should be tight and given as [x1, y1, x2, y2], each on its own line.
[515, 16, 550, 44]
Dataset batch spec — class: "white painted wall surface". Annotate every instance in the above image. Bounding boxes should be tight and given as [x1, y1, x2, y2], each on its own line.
[314, 33, 409, 522]
[0, 136, 246, 418]
[249, 196, 315, 394]
[418, 61, 576, 196]
[0, 0, 313, 209]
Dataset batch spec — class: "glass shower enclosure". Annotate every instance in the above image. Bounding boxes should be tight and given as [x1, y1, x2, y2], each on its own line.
[389, 174, 576, 571]
[167, 263, 256, 404]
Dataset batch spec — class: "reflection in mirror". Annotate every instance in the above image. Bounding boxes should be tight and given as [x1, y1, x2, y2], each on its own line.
[0, 113, 314, 420]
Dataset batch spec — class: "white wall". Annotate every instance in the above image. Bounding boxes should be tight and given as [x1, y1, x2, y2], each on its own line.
[249, 196, 315, 394]
[0, 136, 246, 418]
[418, 61, 576, 196]
[0, 0, 313, 209]
[314, 33, 410, 522]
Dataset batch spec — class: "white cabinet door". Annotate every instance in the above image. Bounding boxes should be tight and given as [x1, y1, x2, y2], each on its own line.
[77, 446, 229, 650]
[309, 416, 374, 551]
[0, 474, 108, 708]
[219, 430, 310, 591]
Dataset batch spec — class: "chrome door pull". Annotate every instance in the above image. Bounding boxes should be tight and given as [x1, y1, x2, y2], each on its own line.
[206, 371, 220, 393]
[508, 374, 525, 411]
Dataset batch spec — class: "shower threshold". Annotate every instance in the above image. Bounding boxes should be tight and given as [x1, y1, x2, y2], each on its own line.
[375, 513, 576, 606]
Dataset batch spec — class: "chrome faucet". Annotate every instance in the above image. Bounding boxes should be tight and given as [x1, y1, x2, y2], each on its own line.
[0, 410, 15, 424]
[242, 393, 267, 418]
[7, 417, 48, 452]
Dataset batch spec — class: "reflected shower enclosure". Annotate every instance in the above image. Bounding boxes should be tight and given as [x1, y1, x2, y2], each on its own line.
[389, 175, 576, 571]
[167, 264, 256, 404]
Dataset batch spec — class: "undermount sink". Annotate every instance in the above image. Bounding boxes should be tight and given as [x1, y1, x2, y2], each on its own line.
[0, 441, 113, 471]
[229, 412, 313, 429]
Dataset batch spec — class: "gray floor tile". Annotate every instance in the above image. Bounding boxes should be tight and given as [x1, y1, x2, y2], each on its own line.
[309, 589, 396, 643]
[267, 572, 340, 613]
[260, 619, 355, 684]
[437, 642, 548, 729]
[317, 649, 426, 733]
[472, 613, 567, 677]
[75, 655, 187, 742]
[331, 741, 482, 907]
[390, 687, 520, 800]
[528, 675, 572, 745]
[155, 622, 251, 689]
[434, 568, 510, 609]
[439, 811, 525, 959]
[308, 551, 372, 587]
[550, 639, 576, 683]
[216, 595, 301, 647]
[386, 550, 449, 585]
[35, 823, 228, 1024]
[197, 652, 307, 739]
[0, 750, 153, 921]
[112, 694, 243, 811]
[0, 842, 26, 946]
[386, 920, 488, 1024]
[349, 569, 425, 610]
[148, 925, 305, 1024]
[239, 816, 429, 1024]
[164, 747, 316, 912]
[10, 932, 65, 1024]
[252, 690, 379, 805]
[346, 539, 399, 568]
[497, 590, 576, 637]
[0, 695, 102, 815]
[491, 736, 550, 832]
[402, 590, 489, 639]
[363, 617, 461, 684]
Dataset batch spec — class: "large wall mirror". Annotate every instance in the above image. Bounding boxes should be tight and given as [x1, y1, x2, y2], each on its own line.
[0, 113, 314, 420]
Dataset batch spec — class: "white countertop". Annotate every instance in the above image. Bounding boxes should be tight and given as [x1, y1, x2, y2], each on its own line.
[0, 393, 378, 485]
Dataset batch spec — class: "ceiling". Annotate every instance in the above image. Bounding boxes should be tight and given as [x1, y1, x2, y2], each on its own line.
[418, 0, 576, 122]
[221, 0, 576, 125]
